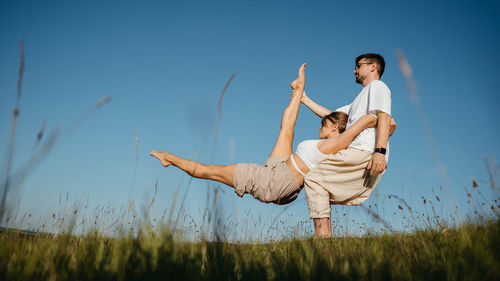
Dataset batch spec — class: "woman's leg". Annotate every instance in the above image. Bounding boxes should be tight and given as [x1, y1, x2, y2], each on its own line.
[150, 150, 237, 187]
[269, 63, 306, 158]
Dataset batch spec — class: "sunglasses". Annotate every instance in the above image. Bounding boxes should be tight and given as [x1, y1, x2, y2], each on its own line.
[354, 62, 373, 70]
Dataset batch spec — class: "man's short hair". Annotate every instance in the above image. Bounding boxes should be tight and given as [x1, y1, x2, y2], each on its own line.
[356, 53, 385, 78]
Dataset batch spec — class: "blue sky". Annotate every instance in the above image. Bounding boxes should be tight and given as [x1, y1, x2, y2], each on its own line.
[1, 0, 499, 240]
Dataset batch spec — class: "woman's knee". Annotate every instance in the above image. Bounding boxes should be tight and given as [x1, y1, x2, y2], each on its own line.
[206, 165, 235, 186]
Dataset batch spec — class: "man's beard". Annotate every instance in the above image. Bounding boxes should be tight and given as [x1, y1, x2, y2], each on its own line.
[355, 76, 363, 84]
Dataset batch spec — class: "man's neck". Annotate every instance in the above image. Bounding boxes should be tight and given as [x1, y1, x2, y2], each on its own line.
[362, 77, 379, 87]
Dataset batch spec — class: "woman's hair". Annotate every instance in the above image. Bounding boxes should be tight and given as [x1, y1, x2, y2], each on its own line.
[321, 111, 349, 133]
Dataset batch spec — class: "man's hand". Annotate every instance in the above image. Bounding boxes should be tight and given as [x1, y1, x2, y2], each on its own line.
[363, 153, 386, 187]
[366, 152, 386, 175]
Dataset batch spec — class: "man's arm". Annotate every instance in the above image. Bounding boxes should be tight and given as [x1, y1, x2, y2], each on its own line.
[366, 111, 391, 175]
[389, 118, 397, 136]
[301, 91, 333, 118]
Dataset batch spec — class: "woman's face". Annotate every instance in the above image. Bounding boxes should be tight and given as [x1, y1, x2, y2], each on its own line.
[319, 119, 338, 139]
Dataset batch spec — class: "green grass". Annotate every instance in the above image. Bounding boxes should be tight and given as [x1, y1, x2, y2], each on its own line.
[1, 218, 499, 281]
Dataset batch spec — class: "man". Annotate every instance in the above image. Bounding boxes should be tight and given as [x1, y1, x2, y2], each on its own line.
[301, 53, 392, 238]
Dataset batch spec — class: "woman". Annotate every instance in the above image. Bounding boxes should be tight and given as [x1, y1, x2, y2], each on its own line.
[150, 63, 377, 204]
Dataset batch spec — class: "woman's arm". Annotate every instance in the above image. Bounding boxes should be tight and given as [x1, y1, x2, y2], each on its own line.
[317, 115, 377, 154]
[301, 91, 333, 118]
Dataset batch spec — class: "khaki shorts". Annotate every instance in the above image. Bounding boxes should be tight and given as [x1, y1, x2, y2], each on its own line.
[233, 156, 301, 205]
[304, 148, 385, 218]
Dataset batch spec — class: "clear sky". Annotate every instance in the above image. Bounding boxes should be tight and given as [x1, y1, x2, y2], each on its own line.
[1, 0, 499, 240]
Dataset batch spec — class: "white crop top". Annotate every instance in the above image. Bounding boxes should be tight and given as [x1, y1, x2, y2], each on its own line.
[292, 140, 327, 176]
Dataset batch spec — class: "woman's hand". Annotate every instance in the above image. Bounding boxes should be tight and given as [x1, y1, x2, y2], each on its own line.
[301, 91, 309, 103]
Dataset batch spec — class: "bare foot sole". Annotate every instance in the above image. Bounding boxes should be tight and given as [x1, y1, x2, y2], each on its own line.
[150, 150, 172, 167]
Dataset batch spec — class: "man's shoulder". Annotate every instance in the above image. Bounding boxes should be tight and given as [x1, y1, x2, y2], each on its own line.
[335, 104, 351, 114]
[368, 80, 390, 89]
[367, 80, 391, 95]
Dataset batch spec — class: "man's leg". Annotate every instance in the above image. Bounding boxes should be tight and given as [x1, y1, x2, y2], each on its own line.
[150, 150, 237, 187]
[269, 63, 306, 158]
[305, 149, 375, 238]
[314, 218, 332, 238]
[305, 182, 333, 238]
[304, 171, 333, 238]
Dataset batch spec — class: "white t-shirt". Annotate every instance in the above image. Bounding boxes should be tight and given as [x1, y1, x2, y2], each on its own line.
[336, 80, 391, 162]
[295, 139, 327, 170]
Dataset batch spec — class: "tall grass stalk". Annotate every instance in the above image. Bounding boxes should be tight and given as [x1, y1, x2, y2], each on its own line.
[0, 41, 111, 227]
[0, 38, 24, 222]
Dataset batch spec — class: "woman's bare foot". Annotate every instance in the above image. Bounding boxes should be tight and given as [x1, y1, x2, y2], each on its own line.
[290, 63, 306, 92]
[150, 150, 172, 167]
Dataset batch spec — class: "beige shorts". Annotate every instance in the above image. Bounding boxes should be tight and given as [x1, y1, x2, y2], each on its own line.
[233, 156, 301, 205]
[304, 148, 385, 218]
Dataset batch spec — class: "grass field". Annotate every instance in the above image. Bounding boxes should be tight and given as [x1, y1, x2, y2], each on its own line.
[1, 216, 499, 281]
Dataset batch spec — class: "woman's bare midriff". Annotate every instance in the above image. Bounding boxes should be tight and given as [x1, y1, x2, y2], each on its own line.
[285, 154, 310, 187]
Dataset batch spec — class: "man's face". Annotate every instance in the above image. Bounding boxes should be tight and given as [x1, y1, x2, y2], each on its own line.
[353, 58, 374, 84]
